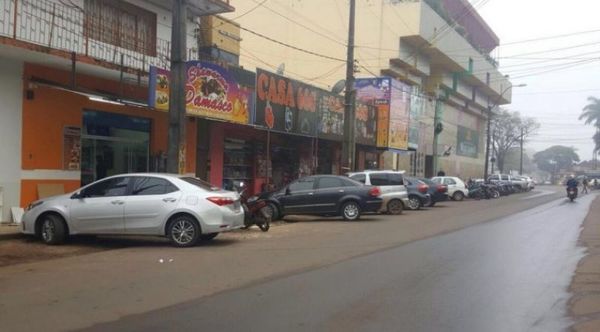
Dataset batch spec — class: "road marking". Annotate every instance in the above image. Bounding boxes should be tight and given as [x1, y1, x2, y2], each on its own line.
[521, 189, 556, 200]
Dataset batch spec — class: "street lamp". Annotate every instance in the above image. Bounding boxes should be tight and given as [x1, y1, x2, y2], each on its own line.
[483, 83, 527, 180]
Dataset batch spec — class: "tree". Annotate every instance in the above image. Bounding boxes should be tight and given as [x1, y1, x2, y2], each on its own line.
[533, 146, 580, 180]
[579, 96, 600, 153]
[491, 109, 540, 173]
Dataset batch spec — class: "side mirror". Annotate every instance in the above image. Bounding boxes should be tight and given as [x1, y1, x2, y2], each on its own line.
[285, 187, 291, 196]
[71, 192, 84, 199]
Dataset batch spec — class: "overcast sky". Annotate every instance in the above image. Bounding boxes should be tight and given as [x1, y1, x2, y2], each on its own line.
[476, 0, 600, 161]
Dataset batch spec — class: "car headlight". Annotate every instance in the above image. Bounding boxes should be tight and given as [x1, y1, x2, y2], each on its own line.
[26, 201, 44, 212]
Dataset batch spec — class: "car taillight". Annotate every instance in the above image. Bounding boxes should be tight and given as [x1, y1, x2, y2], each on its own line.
[417, 183, 429, 194]
[369, 187, 381, 197]
[207, 197, 235, 206]
[437, 185, 447, 193]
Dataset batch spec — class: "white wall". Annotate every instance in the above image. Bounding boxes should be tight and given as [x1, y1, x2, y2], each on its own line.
[0, 58, 23, 222]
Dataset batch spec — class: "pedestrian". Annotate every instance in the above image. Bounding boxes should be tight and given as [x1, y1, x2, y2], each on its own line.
[582, 177, 589, 194]
[437, 170, 446, 176]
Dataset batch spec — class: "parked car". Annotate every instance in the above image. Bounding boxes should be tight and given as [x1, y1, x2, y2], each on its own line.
[402, 177, 432, 210]
[262, 175, 382, 221]
[419, 178, 448, 207]
[21, 174, 245, 247]
[346, 170, 409, 215]
[431, 176, 469, 201]
[488, 174, 527, 192]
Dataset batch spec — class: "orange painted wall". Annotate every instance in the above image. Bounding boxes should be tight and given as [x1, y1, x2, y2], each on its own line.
[20, 63, 197, 206]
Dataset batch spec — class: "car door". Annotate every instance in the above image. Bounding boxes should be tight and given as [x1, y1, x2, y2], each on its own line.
[124, 176, 182, 235]
[69, 177, 130, 234]
[443, 177, 458, 194]
[313, 177, 347, 214]
[278, 177, 317, 215]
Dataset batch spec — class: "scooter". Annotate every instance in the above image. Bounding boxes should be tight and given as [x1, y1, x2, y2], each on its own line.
[237, 182, 271, 232]
[567, 187, 578, 202]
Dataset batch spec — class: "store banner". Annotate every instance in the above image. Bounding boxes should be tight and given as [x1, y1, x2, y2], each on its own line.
[148, 61, 254, 124]
[389, 79, 411, 150]
[317, 91, 344, 141]
[408, 87, 424, 150]
[255, 69, 318, 136]
[456, 125, 479, 158]
[355, 78, 391, 148]
[354, 101, 378, 146]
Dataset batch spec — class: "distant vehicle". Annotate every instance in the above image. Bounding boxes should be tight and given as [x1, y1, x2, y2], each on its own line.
[431, 176, 469, 201]
[402, 177, 432, 210]
[418, 178, 448, 207]
[346, 170, 409, 215]
[262, 175, 383, 221]
[21, 174, 245, 247]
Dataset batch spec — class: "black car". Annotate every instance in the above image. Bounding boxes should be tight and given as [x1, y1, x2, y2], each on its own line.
[262, 175, 383, 221]
[419, 178, 449, 207]
[403, 177, 432, 210]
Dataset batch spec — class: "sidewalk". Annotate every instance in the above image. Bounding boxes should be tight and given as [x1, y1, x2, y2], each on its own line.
[0, 223, 22, 240]
[570, 194, 600, 332]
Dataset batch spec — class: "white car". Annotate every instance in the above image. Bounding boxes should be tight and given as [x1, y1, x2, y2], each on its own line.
[346, 170, 409, 214]
[21, 173, 245, 247]
[431, 176, 469, 201]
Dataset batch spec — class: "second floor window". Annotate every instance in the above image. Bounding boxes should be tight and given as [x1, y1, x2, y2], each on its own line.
[84, 0, 157, 56]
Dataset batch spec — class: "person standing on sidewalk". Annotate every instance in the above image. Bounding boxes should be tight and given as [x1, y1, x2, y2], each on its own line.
[582, 177, 589, 194]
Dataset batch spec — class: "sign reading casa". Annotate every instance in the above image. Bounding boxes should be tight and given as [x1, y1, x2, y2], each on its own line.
[149, 61, 253, 124]
[255, 69, 317, 136]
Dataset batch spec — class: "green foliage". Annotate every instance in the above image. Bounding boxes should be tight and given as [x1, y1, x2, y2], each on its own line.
[533, 146, 580, 174]
[579, 96, 600, 153]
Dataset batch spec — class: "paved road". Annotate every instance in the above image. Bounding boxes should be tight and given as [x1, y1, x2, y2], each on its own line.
[84, 192, 598, 332]
[0, 186, 587, 331]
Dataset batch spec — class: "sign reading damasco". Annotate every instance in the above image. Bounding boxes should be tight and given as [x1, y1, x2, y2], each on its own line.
[149, 61, 253, 124]
[456, 126, 479, 158]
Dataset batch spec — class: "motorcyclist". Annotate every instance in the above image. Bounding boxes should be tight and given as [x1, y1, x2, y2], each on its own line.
[566, 175, 579, 195]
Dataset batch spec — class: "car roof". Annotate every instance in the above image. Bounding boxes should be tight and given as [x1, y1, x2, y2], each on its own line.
[347, 170, 405, 175]
[104, 173, 186, 179]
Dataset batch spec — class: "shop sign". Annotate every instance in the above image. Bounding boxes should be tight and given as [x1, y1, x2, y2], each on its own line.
[408, 88, 424, 150]
[389, 79, 411, 150]
[355, 78, 391, 148]
[63, 126, 81, 170]
[354, 101, 378, 146]
[317, 91, 344, 141]
[456, 125, 479, 158]
[148, 61, 253, 124]
[255, 69, 318, 136]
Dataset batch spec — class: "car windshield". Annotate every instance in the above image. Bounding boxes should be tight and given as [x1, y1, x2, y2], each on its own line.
[180, 177, 220, 191]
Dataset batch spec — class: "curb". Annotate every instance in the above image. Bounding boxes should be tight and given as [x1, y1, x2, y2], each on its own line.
[0, 225, 23, 241]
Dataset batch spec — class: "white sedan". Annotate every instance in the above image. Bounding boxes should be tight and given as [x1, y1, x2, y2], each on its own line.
[21, 173, 245, 247]
[431, 176, 469, 201]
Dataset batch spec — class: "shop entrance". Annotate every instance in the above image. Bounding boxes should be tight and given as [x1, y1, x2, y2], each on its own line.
[81, 110, 150, 185]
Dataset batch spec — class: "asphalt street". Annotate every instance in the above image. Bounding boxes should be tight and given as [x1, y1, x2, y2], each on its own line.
[82, 191, 598, 332]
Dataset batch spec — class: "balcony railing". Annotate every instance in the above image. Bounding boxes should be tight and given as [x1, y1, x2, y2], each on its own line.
[0, 0, 198, 72]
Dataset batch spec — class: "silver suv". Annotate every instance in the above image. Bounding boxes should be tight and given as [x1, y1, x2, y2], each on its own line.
[346, 170, 409, 215]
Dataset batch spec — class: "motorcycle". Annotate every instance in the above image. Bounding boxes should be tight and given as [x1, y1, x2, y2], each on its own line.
[567, 187, 578, 202]
[236, 182, 271, 232]
[468, 183, 499, 200]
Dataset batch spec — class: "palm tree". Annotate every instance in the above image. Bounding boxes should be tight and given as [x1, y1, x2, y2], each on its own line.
[580, 96, 600, 152]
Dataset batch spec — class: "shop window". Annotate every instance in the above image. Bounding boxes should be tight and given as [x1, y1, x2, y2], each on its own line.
[370, 173, 389, 186]
[289, 177, 316, 192]
[317, 177, 344, 189]
[131, 177, 178, 196]
[223, 139, 253, 191]
[84, 0, 157, 56]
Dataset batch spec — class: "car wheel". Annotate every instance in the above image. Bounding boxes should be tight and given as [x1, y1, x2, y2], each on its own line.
[407, 196, 421, 210]
[168, 216, 200, 247]
[387, 199, 404, 215]
[341, 201, 361, 221]
[266, 202, 280, 221]
[200, 233, 218, 241]
[40, 214, 67, 245]
[452, 191, 465, 201]
[491, 189, 500, 199]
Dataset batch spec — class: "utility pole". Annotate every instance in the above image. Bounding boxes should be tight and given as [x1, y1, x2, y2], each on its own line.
[519, 127, 524, 175]
[167, 0, 188, 174]
[483, 105, 493, 180]
[342, 0, 356, 172]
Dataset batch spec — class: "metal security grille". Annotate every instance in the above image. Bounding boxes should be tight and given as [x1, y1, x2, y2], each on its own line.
[84, 0, 156, 57]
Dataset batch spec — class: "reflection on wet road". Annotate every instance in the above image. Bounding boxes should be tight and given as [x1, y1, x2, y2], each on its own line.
[85, 193, 598, 332]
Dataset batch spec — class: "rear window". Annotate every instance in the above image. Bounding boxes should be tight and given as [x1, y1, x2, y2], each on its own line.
[180, 177, 220, 191]
[349, 173, 366, 184]
[388, 173, 404, 185]
[369, 173, 389, 186]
